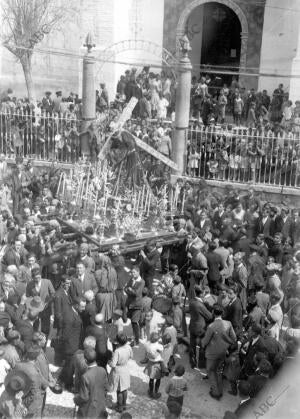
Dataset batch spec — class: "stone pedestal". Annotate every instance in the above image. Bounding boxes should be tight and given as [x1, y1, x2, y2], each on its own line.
[173, 48, 192, 176]
[81, 37, 96, 157]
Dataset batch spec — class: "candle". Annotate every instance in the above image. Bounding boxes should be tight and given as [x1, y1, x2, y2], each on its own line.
[136, 191, 141, 214]
[140, 185, 145, 212]
[181, 190, 186, 214]
[94, 189, 98, 217]
[62, 175, 65, 198]
[56, 172, 63, 197]
[147, 192, 151, 216]
[170, 188, 173, 214]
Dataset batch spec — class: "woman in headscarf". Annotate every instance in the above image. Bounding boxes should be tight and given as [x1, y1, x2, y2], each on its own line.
[95, 254, 118, 322]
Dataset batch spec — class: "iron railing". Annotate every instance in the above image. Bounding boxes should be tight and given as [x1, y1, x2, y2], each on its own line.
[187, 125, 300, 188]
[0, 109, 81, 162]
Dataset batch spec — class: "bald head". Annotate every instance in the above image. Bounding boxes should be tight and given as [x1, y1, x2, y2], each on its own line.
[94, 313, 104, 325]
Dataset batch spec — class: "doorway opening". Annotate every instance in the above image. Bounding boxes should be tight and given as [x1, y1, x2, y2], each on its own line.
[187, 1, 242, 84]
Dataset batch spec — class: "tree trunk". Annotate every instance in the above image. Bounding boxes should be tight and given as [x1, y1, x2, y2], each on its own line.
[20, 54, 35, 102]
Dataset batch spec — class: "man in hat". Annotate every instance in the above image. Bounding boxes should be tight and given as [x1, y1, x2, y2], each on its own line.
[74, 348, 108, 418]
[14, 345, 49, 417]
[53, 90, 63, 113]
[26, 268, 55, 339]
[42, 91, 53, 113]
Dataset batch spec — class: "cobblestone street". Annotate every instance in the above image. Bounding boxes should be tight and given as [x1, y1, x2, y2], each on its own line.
[44, 311, 238, 419]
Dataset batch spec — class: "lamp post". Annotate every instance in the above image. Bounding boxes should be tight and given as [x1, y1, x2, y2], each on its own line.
[81, 33, 96, 157]
[172, 35, 192, 176]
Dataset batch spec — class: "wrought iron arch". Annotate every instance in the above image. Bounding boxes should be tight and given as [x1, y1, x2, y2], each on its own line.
[96, 39, 178, 79]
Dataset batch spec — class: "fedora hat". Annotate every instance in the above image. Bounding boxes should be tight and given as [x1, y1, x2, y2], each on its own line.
[26, 296, 45, 313]
[4, 369, 31, 395]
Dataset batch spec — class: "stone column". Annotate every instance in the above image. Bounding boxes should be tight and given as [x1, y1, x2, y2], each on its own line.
[289, 25, 300, 103]
[172, 35, 192, 176]
[81, 33, 96, 157]
[239, 31, 248, 88]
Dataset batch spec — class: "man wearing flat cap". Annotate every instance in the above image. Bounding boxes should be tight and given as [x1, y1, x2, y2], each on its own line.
[53, 90, 63, 113]
[42, 91, 53, 113]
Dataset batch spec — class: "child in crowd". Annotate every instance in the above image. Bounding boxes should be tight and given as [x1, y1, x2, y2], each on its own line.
[140, 288, 152, 340]
[165, 364, 188, 417]
[171, 297, 183, 334]
[144, 332, 165, 399]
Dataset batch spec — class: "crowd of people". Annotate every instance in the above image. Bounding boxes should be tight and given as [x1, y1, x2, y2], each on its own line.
[0, 152, 299, 418]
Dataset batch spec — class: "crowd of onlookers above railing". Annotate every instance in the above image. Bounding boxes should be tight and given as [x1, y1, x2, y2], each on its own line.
[1, 68, 300, 188]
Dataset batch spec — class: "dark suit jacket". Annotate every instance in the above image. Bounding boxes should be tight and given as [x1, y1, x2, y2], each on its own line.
[125, 278, 145, 310]
[275, 215, 293, 239]
[70, 273, 98, 304]
[54, 287, 73, 330]
[189, 298, 213, 336]
[202, 318, 236, 359]
[61, 305, 83, 356]
[224, 298, 243, 338]
[211, 211, 226, 233]
[74, 365, 108, 418]
[1, 247, 25, 269]
[206, 251, 223, 283]
[257, 216, 275, 238]
[139, 249, 160, 283]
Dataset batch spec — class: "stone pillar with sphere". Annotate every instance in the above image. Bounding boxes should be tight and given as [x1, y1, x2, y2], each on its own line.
[81, 33, 96, 157]
[172, 35, 192, 176]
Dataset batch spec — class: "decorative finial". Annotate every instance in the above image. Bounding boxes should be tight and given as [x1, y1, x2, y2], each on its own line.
[179, 34, 191, 58]
[84, 33, 96, 53]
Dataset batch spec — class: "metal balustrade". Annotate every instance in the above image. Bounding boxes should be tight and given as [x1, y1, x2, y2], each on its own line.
[0, 109, 81, 162]
[1, 110, 300, 189]
[186, 125, 300, 188]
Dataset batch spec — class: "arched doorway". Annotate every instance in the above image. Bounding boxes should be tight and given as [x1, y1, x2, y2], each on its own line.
[176, 0, 248, 81]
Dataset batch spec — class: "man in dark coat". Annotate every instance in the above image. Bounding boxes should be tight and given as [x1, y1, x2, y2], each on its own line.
[224, 285, 243, 339]
[74, 348, 108, 418]
[240, 324, 267, 378]
[139, 240, 159, 296]
[189, 285, 213, 368]
[1, 240, 26, 270]
[86, 314, 110, 368]
[202, 305, 236, 400]
[58, 301, 84, 390]
[275, 207, 293, 241]
[70, 263, 98, 304]
[125, 265, 144, 345]
[206, 241, 224, 292]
